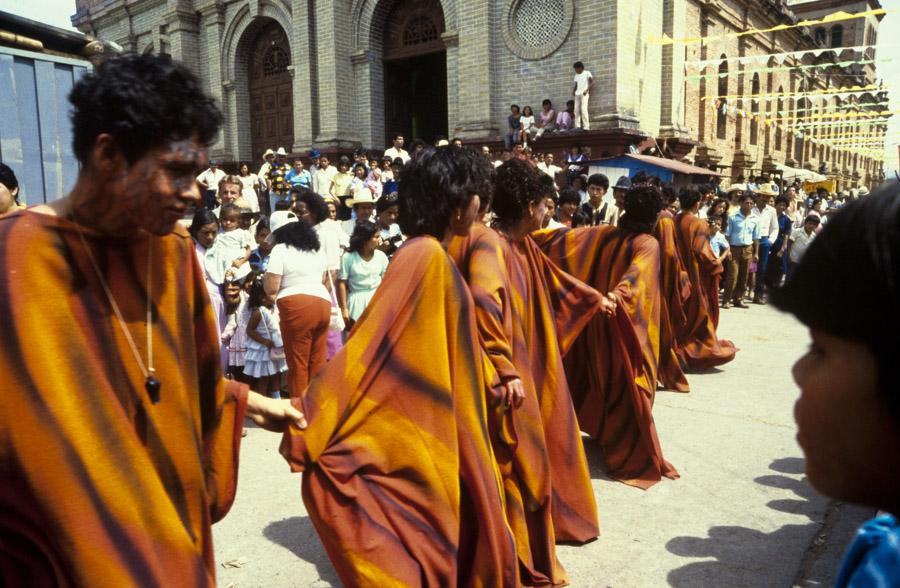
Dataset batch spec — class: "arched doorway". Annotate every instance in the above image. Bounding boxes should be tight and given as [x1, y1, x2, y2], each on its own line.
[382, 0, 447, 145]
[249, 22, 293, 162]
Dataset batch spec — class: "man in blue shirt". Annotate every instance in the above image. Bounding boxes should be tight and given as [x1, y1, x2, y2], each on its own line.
[722, 191, 760, 309]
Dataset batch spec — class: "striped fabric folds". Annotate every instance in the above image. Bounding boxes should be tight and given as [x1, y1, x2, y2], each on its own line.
[280, 236, 519, 588]
[0, 211, 249, 587]
[672, 212, 737, 369]
[652, 213, 692, 393]
[532, 226, 679, 490]
[449, 226, 603, 586]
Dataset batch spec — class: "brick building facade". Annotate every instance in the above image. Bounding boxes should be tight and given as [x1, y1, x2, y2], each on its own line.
[71, 0, 886, 189]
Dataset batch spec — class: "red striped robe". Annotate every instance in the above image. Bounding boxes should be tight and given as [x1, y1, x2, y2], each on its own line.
[532, 226, 679, 489]
[281, 236, 519, 587]
[0, 210, 248, 586]
[652, 212, 691, 393]
[449, 226, 602, 585]
[673, 212, 737, 369]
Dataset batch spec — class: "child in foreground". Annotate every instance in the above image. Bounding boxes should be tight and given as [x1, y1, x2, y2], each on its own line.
[771, 183, 900, 587]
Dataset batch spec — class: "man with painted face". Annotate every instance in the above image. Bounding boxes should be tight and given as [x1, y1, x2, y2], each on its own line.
[0, 54, 305, 586]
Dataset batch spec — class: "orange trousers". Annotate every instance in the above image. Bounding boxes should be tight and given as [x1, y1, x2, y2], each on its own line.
[277, 294, 331, 399]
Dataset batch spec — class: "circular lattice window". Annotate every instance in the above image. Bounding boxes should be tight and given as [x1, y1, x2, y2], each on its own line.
[504, 0, 574, 60]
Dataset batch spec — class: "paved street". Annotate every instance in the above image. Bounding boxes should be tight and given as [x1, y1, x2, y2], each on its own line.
[213, 303, 873, 587]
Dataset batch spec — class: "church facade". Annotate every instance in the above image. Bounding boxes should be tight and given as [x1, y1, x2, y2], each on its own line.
[71, 0, 886, 188]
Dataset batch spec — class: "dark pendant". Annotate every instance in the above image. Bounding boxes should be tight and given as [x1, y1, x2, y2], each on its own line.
[145, 376, 162, 404]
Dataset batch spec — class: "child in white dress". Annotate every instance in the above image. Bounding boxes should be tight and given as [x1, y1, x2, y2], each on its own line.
[221, 276, 254, 382]
[243, 279, 287, 398]
[204, 203, 253, 284]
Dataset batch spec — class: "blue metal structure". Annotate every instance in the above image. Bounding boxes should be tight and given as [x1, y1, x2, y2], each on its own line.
[0, 46, 89, 206]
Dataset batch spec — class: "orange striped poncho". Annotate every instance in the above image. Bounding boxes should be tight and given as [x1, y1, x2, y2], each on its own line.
[673, 212, 737, 369]
[532, 226, 678, 489]
[0, 210, 248, 586]
[652, 212, 691, 393]
[280, 236, 519, 588]
[449, 226, 602, 585]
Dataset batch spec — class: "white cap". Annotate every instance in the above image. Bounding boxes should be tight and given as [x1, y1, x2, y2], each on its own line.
[266, 210, 298, 245]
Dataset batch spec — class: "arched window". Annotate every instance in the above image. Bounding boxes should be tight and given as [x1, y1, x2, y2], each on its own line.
[815, 27, 827, 45]
[750, 73, 760, 146]
[831, 25, 844, 48]
[716, 57, 728, 140]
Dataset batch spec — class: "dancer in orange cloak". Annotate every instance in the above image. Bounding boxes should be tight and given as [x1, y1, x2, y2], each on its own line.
[653, 210, 691, 393]
[673, 187, 737, 369]
[449, 161, 608, 585]
[532, 183, 678, 489]
[280, 149, 518, 587]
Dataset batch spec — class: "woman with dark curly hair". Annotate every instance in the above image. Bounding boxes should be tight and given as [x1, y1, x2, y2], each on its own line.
[448, 158, 610, 584]
[280, 147, 518, 587]
[336, 220, 388, 329]
[262, 210, 331, 399]
[533, 182, 680, 489]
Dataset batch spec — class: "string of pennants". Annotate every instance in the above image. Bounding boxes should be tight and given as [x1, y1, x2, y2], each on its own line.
[684, 58, 890, 83]
[649, 8, 887, 46]
[686, 44, 881, 69]
[701, 84, 887, 102]
[707, 99, 892, 160]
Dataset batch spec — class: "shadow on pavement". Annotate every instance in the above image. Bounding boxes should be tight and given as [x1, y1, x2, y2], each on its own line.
[581, 437, 615, 483]
[664, 458, 822, 587]
[264, 516, 341, 586]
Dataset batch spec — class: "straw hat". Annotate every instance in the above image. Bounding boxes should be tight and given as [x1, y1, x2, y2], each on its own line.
[755, 183, 777, 197]
[727, 183, 746, 194]
[346, 191, 377, 207]
[263, 148, 275, 158]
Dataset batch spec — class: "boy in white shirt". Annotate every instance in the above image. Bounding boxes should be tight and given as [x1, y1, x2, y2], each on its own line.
[786, 215, 821, 277]
[572, 61, 594, 130]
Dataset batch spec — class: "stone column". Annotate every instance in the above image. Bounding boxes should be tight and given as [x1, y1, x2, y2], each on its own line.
[313, 0, 359, 149]
[453, 0, 495, 139]
[197, 2, 228, 159]
[659, 0, 689, 139]
[163, 4, 200, 76]
[290, 0, 314, 153]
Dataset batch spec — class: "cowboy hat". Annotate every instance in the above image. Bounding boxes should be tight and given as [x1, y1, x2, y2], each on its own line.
[346, 191, 377, 207]
[266, 210, 299, 245]
[857, 186, 870, 197]
[754, 183, 777, 197]
[276, 147, 288, 156]
[727, 183, 746, 193]
[613, 176, 632, 191]
[263, 148, 275, 158]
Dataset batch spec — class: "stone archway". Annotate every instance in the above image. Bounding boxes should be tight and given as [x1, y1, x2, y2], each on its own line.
[248, 21, 294, 162]
[382, 0, 448, 145]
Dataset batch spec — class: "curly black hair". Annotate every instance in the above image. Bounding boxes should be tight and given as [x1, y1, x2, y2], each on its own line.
[293, 188, 330, 224]
[273, 219, 320, 252]
[0, 162, 19, 199]
[618, 183, 663, 234]
[69, 54, 222, 164]
[347, 220, 379, 254]
[492, 159, 550, 226]
[398, 147, 493, 239]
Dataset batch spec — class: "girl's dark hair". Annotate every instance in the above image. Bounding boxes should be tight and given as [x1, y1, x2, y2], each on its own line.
[69, 54, 222, 164]
[398, 147, 493, 239]
[571, 209, 590, 227]
[294, 188, 329, 224]
[348, 220, 379, 254]
[376, 192, 399, 214]
[273, 219, 320, 252]
[492, 159, 549, 226]
[619, 184, 663, 234]
[679, 186, 703, 210]
[238, 161, 251, 174]
[255, 216, 270, 233]
[0, 162, 19, 198]
[772, 183, 900, 420]
[558, 187, 581, 208]
[246, 278, 268, 309]
[189, 208, 218, 239]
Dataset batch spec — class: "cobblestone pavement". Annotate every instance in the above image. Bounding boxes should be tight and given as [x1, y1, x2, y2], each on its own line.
[214, 303, 873, 587]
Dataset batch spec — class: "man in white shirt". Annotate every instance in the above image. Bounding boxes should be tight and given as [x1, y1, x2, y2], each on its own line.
[383, 134, 410, 164]
[537, 153, 562, 184]
[786, 215, 820, 276]
[750, 184, 779, 304]
[257, 148, 275, 215]
[572, 61, 594, 131]
[341, 191, 377, 238]
[196, 161, 226, 210]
